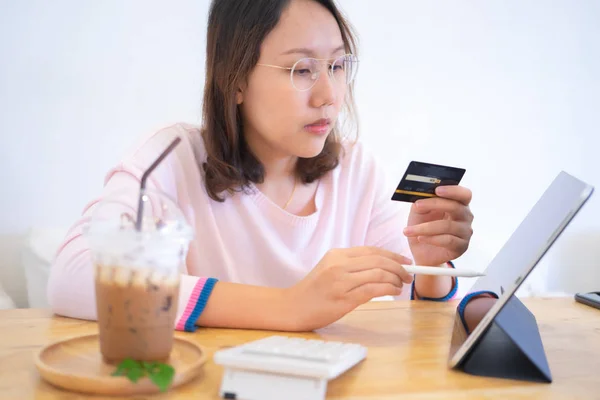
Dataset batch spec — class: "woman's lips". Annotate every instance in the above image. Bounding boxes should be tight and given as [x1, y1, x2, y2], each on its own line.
[304, 119, 331, 135]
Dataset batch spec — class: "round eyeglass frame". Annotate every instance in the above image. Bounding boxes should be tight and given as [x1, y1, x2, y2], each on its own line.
[257, 53, 359, 92]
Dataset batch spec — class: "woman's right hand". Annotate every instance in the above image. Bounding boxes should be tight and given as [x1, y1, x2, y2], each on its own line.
[286, 246, 414, 331]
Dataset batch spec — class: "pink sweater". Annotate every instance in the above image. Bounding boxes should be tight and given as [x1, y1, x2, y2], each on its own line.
[48, 123, 449, 331]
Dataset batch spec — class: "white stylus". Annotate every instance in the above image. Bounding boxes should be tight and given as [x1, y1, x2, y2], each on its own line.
[402, 265, 485, 278]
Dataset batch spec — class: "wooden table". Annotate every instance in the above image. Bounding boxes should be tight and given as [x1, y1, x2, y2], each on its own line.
[1, 298, 599, 399]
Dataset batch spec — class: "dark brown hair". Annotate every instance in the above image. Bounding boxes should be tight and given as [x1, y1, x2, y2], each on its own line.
[201, 0, 359, 201]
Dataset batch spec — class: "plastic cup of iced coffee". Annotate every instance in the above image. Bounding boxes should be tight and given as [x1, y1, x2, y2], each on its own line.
[85, 186, 193, 364]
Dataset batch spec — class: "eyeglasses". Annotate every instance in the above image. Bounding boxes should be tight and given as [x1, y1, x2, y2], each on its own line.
[256, 53, 358, 92]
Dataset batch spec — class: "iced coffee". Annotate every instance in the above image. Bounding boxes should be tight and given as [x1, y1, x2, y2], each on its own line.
[95, 264, 180, 363]
[86, 187, 193, 364]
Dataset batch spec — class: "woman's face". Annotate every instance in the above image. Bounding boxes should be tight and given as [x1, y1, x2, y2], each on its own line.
[238, 0, 348, 160]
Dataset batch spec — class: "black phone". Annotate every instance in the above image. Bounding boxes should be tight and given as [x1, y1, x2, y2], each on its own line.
[574, 292, 600, 310]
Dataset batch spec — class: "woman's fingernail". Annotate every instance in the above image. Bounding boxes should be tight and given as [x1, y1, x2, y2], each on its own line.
[403, 227, 413, 235]
[436, 186, 449, 195]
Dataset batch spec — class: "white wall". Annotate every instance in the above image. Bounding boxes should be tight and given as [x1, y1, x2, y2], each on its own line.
[1, 0, 599, 306]
[342, 0, 600, 296]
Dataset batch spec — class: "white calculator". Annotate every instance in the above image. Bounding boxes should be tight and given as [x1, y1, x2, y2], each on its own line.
[213, 335, 368, 400]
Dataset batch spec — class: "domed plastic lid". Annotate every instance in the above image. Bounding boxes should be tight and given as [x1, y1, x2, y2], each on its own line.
[84, 137, 193, 269]
[85, 187, 193, 239]
[84, 187, 194, 270]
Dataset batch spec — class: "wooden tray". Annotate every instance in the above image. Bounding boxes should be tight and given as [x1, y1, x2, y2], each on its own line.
[34, 334, 207, 396]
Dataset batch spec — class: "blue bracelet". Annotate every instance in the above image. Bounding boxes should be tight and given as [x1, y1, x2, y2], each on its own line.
[457, 290, 499, 334]
[411, 261, 458, 301]
[184, 277, 218, 332]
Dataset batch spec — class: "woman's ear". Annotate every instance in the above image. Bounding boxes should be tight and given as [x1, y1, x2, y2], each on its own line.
[236, 88, 244, 105]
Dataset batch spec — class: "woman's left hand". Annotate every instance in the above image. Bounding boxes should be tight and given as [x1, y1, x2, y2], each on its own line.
[403, 185, 474, 266]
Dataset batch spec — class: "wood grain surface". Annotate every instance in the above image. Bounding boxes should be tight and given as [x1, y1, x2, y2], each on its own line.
[1, 298, 599, 399]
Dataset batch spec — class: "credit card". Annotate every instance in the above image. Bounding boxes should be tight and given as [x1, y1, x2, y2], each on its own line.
[391, 161, 466, 203]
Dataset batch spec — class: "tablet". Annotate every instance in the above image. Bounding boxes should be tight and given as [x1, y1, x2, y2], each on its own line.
[448, 171, 594, 368]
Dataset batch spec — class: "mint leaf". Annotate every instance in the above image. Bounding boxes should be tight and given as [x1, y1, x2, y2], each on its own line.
[112, 359, 175, 392]
[112, 358, 141, 377]
[147, 363, 175, 392]
[126, 365, 145, 383]
[142, 361, 159, 375]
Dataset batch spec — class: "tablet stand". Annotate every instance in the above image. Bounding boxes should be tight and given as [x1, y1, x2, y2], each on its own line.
[458, 295, 552, 383]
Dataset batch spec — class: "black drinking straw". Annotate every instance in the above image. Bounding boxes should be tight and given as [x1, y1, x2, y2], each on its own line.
[135, 137, 182, 231]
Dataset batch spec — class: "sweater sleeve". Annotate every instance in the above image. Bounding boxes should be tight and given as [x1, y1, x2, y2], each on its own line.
[47, 126, 216, 331]
[354, 145, 412, 300]
[361, 147, 413, 260]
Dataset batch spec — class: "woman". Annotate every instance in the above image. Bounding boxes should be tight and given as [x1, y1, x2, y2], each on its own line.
[48, 0, 474, 332]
